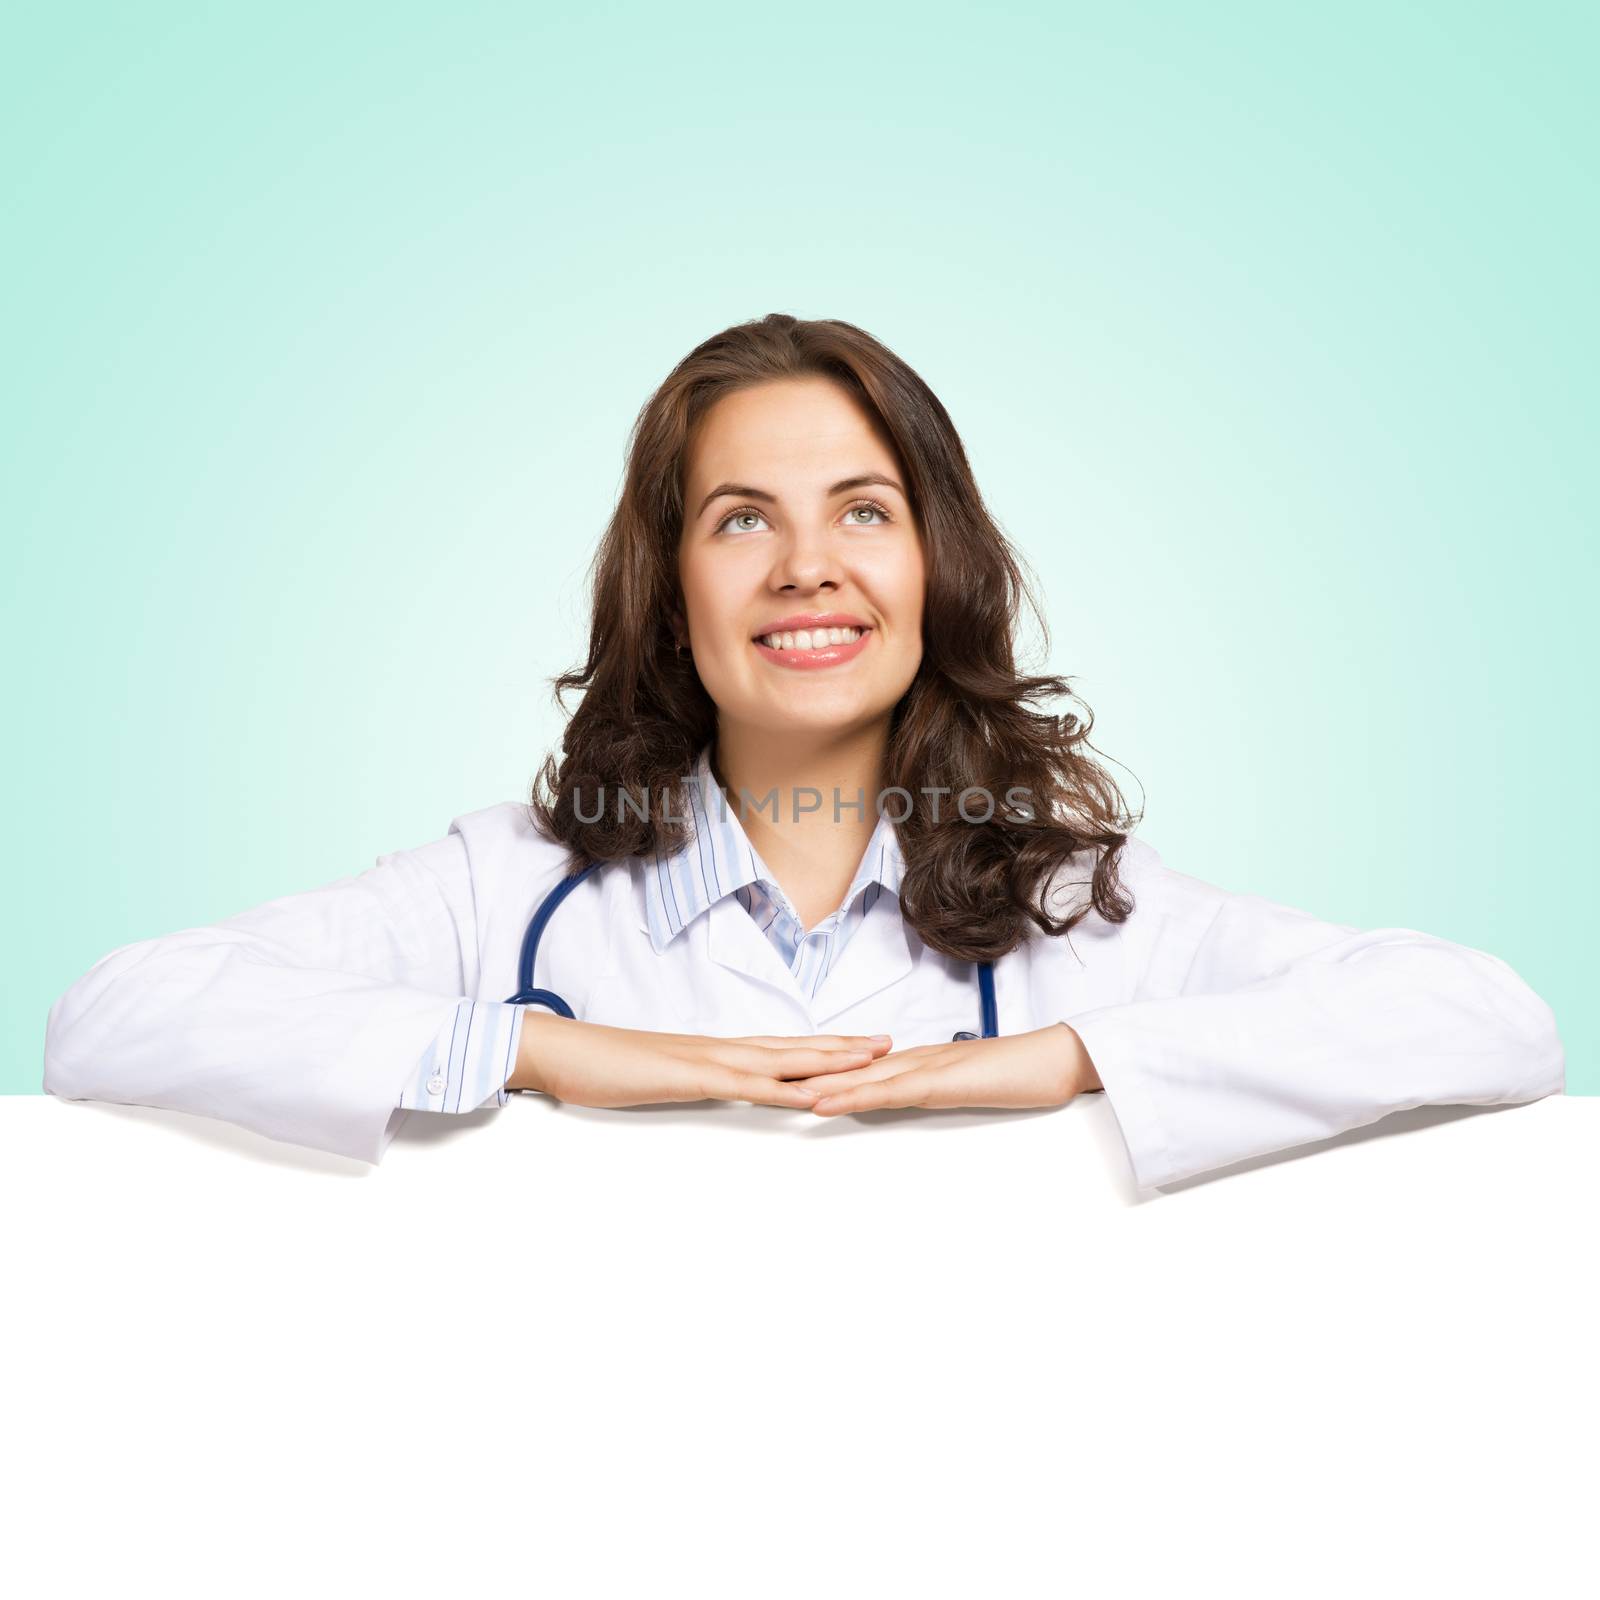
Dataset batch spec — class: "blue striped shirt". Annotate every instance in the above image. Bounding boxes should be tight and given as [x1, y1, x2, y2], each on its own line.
[396, 744, 905, 1114]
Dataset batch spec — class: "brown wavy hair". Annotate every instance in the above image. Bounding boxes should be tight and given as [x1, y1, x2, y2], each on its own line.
[528, 312, 1140, 961]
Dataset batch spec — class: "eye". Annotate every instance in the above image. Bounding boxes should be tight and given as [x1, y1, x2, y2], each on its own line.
[714, 507, 771, 535]
[843, 498, 893, 526]
[711, 498, 895, 536]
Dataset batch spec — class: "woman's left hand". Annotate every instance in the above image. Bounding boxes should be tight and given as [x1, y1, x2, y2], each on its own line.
[795, 1022, 1102, 1115]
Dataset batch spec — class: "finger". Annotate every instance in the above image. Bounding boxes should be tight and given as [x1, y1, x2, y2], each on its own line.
[809, 1063, 965, 1116]
[788, 1057, 908, 1095]
[790, 1040, 951, 1092]
[712, 1040, 893, 1081]
[701, 1068, 828, 1109]
[761, 1044, 898, 1079]
[725, 1033, 894, 1061]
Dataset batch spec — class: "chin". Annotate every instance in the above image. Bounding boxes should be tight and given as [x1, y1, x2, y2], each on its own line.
[761, 699, 894, 734]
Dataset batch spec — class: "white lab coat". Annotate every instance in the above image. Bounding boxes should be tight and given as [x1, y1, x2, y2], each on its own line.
[41, 797, 1566, 1188]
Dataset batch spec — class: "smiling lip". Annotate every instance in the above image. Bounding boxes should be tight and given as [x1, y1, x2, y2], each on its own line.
[752, 619, 873, 671]
[751, 612, 871, 638]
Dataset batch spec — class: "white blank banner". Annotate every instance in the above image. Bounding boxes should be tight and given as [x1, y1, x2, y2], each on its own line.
[2, 1091, 1594, 1599]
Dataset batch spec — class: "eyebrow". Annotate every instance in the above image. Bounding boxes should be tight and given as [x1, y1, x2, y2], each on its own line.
[694, 472, 906, 520]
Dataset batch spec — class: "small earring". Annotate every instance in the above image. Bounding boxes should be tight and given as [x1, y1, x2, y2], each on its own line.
[675, 639, 688, 659]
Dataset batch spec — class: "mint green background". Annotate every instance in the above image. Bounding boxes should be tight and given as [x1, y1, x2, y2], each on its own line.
[5, 3, 1592, 1094]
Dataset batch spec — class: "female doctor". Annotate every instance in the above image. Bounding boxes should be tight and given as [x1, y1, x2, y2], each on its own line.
[42, 313, 1565, 1189]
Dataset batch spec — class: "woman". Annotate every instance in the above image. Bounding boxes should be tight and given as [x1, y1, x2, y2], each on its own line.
[42, 314, 1565, 1187]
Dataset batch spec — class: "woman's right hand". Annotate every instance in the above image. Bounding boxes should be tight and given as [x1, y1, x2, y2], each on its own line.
[510, 1011, 893, 1109]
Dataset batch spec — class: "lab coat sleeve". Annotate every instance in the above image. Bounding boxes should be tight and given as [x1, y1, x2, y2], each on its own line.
[42, 825, 502, 1165]
[1060, 842, 1566, 1189]
[395, 998, 529, 1113]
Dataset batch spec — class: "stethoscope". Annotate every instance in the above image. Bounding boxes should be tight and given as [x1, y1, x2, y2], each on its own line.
[506, 861, 1000, 1041]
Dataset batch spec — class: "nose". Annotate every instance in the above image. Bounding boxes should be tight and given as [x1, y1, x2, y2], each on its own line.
[770, 520, 844, 595]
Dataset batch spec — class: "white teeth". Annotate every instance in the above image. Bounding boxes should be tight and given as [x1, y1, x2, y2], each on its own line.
[757, 626, 864, 650]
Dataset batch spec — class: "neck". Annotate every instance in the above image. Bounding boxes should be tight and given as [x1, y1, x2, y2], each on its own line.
[709, 720, 891, 927]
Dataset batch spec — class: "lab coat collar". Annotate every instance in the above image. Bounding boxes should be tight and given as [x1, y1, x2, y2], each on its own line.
[641, 744, 906, 959]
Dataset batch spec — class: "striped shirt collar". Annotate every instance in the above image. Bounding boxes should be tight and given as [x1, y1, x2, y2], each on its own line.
[643, 744, 905, 952]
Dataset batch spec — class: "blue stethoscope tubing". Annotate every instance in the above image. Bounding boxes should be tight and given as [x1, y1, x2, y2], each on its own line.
[507, 862, 999, 1041]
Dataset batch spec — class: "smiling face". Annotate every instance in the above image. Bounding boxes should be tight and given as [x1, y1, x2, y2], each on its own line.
[676, 376, 926, 744]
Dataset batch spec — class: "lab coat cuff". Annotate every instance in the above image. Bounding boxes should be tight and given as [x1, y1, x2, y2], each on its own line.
[399, 999, 527, 1114]
[343, 995, 472, 1165]
[1062, 1007, 1182, 1191]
